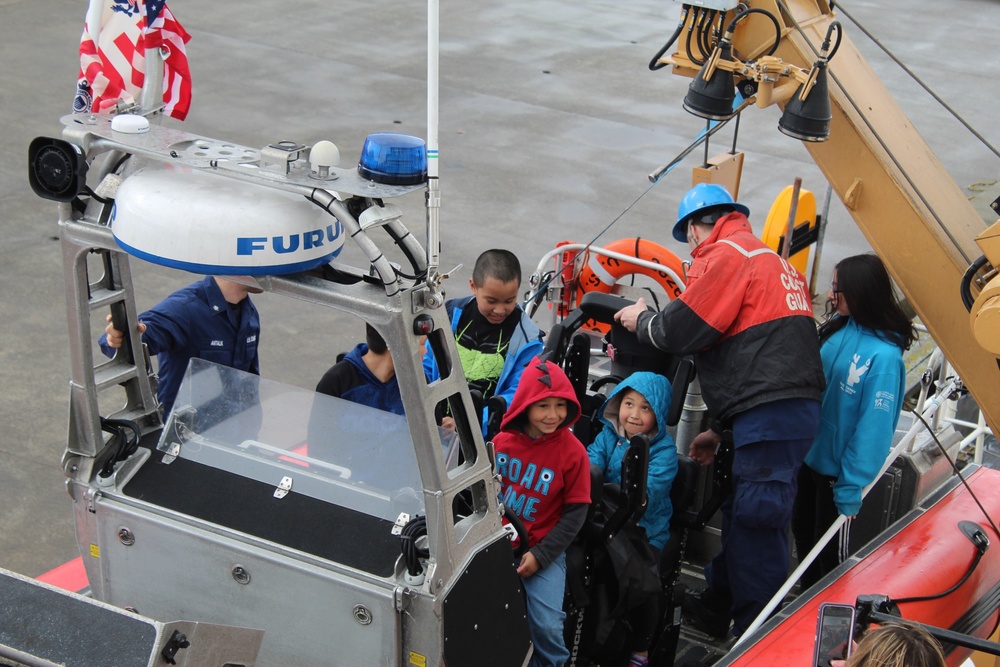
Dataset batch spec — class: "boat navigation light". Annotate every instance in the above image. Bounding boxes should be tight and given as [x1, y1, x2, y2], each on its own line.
[357, 133, 427, 186]
[776, 62, 831, 142]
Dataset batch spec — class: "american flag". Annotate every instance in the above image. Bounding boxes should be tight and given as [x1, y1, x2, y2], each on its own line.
[73, 0, 192, 120]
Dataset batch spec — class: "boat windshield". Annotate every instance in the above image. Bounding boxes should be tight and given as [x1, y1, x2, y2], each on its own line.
[156, 358, 458, 521]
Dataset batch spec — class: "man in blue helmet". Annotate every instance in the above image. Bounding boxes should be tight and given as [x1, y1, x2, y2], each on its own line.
[615, 183, 824, 639]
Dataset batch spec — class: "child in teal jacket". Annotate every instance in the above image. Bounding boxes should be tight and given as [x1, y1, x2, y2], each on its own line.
[587, 371, 677, 666]
[588, 371, 677, 550]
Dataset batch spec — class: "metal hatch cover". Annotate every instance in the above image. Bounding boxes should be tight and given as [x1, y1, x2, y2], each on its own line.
[441, 538, 532, 667]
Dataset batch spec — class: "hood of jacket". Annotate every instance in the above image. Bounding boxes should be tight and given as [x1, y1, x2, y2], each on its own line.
[598, 371, 673, 445]
[690, 211, 754, 260]
[499, 355, 581, 434]
[343, 343, 376, 378]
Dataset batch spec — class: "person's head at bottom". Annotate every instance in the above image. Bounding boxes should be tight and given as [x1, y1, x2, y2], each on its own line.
[838, 623, 946, 667]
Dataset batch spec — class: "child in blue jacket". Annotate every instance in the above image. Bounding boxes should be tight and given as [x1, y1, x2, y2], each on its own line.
[588, 371, 677, 666]
[423, 249, 544, 435]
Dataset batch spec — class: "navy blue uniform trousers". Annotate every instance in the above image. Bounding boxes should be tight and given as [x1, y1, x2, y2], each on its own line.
[704, 437, 812, 636]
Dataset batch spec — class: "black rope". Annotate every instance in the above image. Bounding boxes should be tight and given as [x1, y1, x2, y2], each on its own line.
[894, 547, 983, 605]
[912, 407, 1000, 540]
[399, 514, 429, 577]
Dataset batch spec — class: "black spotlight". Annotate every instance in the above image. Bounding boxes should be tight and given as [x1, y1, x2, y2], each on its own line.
[779, 19, 842, 143]
[28, 137, 88, 202]
[683, 41, 737, 121]
[778, 63, 831, 142]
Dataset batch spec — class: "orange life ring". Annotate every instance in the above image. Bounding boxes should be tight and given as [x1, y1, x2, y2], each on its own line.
[564, 238, 686, 332]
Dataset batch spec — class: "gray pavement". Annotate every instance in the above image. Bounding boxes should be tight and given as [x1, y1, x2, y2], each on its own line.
[2, 0, 999, 578]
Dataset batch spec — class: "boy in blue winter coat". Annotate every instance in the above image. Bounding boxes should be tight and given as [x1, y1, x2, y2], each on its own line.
[588, 371, 677, 665]
[424, 249, 544, 434]
[315, 324, 406, 415]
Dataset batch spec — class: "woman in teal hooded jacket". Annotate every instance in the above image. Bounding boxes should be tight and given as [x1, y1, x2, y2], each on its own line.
[792, 254, 917, 589]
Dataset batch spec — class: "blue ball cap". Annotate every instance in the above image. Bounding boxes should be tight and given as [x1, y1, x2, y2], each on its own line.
[671, 183, 749, 243]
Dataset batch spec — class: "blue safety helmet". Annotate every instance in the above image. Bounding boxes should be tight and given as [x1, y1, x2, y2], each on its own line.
[672, 183, 750, 243]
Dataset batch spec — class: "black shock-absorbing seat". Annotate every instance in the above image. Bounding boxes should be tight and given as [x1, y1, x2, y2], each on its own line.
[563, 434, 655, 666]
[543, 291, 707, 666]
[648, 454, 700, 663]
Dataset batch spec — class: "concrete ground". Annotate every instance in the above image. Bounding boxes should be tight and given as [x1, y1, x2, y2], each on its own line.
[1, 0, 998, 579]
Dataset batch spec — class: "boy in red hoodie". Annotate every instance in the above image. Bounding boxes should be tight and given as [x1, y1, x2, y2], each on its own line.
[493, 356, 592, 667]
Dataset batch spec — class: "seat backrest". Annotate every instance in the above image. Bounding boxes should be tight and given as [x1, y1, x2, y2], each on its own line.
[604, 319, 674, 379]
[577, 464, 606, 542]
[658, 454, 701, 595]
[666, 356, 696, 427]
[564, 332, 592, 403]
[588, 463, 605, 519]
[670, 454, 700, 525]
[484, 395, 506, 441]
[600, 433, 650, 542]
[571, 391, 605, 447]
[541, 322, 568, 363]
[687, 432, 734, 529]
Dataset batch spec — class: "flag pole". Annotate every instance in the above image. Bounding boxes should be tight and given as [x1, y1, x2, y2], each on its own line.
[138, 1, 164, 115]
[425, 0, 441, 281]
[77, 0, 105, 114]
[84, 0, 103, 54]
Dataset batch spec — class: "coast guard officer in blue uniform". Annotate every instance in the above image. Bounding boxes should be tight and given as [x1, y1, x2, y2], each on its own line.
[100, 276, 262, 417]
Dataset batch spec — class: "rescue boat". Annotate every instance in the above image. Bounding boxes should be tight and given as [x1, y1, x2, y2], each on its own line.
[9, 0, 1000, 665]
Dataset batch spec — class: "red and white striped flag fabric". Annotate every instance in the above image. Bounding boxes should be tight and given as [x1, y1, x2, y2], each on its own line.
[73, 0, 192, 120]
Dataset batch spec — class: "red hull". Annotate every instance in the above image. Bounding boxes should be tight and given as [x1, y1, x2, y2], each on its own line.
[724, 466, 1000, 666]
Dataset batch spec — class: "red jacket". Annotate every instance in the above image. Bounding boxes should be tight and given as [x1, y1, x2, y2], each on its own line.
[636, 212, 824, 423]
[493, 357, 591, 556]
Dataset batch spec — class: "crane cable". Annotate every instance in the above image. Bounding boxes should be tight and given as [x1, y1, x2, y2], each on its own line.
[520, 103, 750, 312]
[829, 1, 1000, 161]
[778, 0, 996, 266]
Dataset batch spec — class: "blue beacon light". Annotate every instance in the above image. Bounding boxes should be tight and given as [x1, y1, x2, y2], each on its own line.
[357, 133, 428, 186]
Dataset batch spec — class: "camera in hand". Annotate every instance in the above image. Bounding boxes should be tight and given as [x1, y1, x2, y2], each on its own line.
[813, 603, 855, 667]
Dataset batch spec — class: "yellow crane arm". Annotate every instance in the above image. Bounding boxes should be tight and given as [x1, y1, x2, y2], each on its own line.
[666, 0, 1000, 431]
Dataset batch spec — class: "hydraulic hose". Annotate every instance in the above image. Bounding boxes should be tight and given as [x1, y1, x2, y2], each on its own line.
[400, 515, 429, 577]
[961, 255, 990, 312]
[648, 7, 688, 71]
[724, 7, 782, 57]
